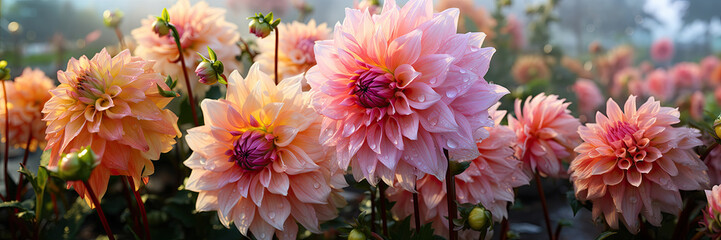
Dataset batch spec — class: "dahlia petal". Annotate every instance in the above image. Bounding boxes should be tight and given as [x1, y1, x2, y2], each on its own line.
[413, 54, 453, 86]
[218, 183, 242, 218]
[290, 172, 331, 204]
[395, 64, 421, 88]
[232, 199, 256, 235]
[627, 170, 643, 187]
[384, 117, 404, 150]
[249, 218, 275, 240]
[415, 8, 458, 55]
[418, 102, 458, 132]
[397, 0, 432, 35]
[267, 171, 290, 196]
[274, 125, 299, 147]
[289, 199, 321, 233]
[387, 30, 422, 70]
[404, 82, 441, 110]
[196, 190, 219, 212]
[259, 193, 291, 230]
[276, 220, 298, 240]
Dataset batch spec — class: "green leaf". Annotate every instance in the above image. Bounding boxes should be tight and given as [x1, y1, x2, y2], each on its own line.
[594, 231, 617, 240]
[157, 83, 179, 98]
[566, 191, 583, 216]
[161, 8, 169, 21]
[0, 201, 28, 210]
[40, 149, 51, 167]
[207, 47, 217, 61]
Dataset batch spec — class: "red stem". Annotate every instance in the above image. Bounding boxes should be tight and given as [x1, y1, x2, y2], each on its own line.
[15, 122, 32, 200]
[500, 218, 509, 240]
[534, 172, 554, 240]
[274, 29, 279, 85]
[378, 182, 389, 236]
[444, 148, 458, 240]
[3, 80, 10, 200]
[169, 25, 199, 126]
[412, 190, 421, 233]
[82, 180, 115, 240]
[114, 27, 126, 50]
[125, 176, 151, 240]
[120, 178, 142, 238]
[370, 188, 377, 233]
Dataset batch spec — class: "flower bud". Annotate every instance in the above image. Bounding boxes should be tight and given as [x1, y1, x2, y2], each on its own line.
[248, 12, 280, 38]
[152, 19, 170, 37]
[714, 114, 721, 139]
[195, 61, 218, 85]
[52, 146, 99, 181]
[348, 229, 366, 240]
[0, 60, 10, 80]
[468, 207, 491, 231]
[103, 10, 124, 28]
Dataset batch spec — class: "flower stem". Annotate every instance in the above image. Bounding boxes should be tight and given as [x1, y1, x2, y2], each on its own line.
[114, 27, 126, 50]
[412, 190, 421, 233]
[169, 24, 199, 126]
[125, 176, 151, 240]
[370, 188, 377, 233]
[120, 177, 142, 238]
[237, 38, 257, 60]
[2, 80, 10, 200]
[672, 197, 696, 240]
[378, 182, 389, 236]
[444, 148, 458, 240]
[274, 29, 279, 85]
[534, 171, 554, 240]
[499, 218, 509, 240]
[690, 231, 705, 240]
[15, 127, 32, 201]
[82, 180, 115, 240]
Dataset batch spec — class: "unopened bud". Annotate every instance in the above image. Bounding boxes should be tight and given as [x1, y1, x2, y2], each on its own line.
[152, 19, 170, 37]
[52, 146, 99, 181]
[348, 229, 366, 240]
[248, 12, 280, 38]
[468, 207, 491, 231]
[0, 60, 10, 80]
[103, 10, 124, 28]
[714, 114, 721, 139]
[195, 47, 226, 85]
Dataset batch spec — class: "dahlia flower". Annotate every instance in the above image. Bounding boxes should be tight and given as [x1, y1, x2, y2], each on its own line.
[0, 68, 54, 151]
[504, 15, 525, 50]
[612, 68, 641, 98]
[705, 147, 721, 185]
[256, 19, 330, 87]
[437, 0, 496, 38]
[670, 62, 702, 90]
[701, 56, 719, 82]
[645, 69, 673, 102]
[562, 57, 592, 79]
[184, 64, 347, 240]
[508, 93, 581, 178]
[43, 48, 181, 207]
[701, 185, 721, 239]
[570, 96, 709, 232]
[387, 103, 529, 238]
[354, 0, 381, 15]
[598, 45, 634, 85]
[572, 79, 604, 117]
[307, 0, 508, 189]
[690, 91, 705, 121]
[512, 55, 550, 84]
[132, 0, 240, 97]
[650, 38, 674, 63]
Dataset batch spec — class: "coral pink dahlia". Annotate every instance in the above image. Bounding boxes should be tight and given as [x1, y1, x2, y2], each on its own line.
[650, 38, 674, 63]
[570, 95, 709, 232]
[387, 103, 529, 238]
[0, 68, 54, 151]
[184, 63, 347, 240]
[645, 69, 674, 102]
[701, 185, 721, 239]
[43, 48, 181, 207]
[508, 93, 581, 178]
[306, 0, 508, 189]
[572, 78, 604, 118]
[132, 0, 240, 97]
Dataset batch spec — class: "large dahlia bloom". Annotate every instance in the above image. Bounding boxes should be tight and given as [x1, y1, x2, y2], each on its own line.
[701, 185, 721, 239]
[0, 68, 54, 151]
[43, 49, 181, 206]
[511, 55, 550, 84]
[387, 103, 529, 238]
[509, 93, 580, 178]
[132, 0, 240, 97]
[570, 96, 709, 232]
[256, 20, 330, 85]
[184, 64, 346, 240]
[650, 38, 674, 63]
[307, 0, 508, 189]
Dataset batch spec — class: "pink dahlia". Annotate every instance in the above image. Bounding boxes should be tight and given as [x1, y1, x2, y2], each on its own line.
[503, 15, 524, 50]
[650, 38, 674, 63]
[645, 69, 674, 102]
[184, 64, 347, 240]
[701, 185, 721, 239]
[0, 68, 54, 151]
[670, 62, 702, 90]
[255, 19, 330, 86]
[437, 0, 496, 38]
[387, 103, 529, 238]
[570, 96, 709, 232]
[562, 57, 592, 79]
[354, 0, 381, 15]
[572, 79, 604, 118]
[43, 49, 181, 207]
[690, 91, 705, 121]
[612, 68, 641, 98]
[132, 0, 240, 97]
[701, 56, 720, 82]
[512, 55, 550, 84]
[508, 93, 581, 178]
[307, 0, 508, 189]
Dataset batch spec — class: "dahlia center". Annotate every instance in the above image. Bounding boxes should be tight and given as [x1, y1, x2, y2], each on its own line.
[351, 64, 395, 108]
[227, 130, 277, 172]
[607, 121, 652, 172]
[605, 121, 638, 143]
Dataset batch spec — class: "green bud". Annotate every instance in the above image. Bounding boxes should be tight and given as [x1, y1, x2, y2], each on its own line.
[103, 10, 124, 28]
[152, 18, 170, 36]
[0, 60, 10, 80]
[52, 146, 98, 181]
[468, 207, 491, 231]
[348, 229, 366, 240]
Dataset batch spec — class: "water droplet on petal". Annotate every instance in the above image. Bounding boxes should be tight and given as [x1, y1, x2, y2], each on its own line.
[446, 89, 458, 98]
[447, 138, 458, 148]
[417, 95, 425, 102]
[269, 212, 276, 219]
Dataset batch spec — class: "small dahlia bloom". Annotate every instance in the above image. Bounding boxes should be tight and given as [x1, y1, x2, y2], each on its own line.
[132, 0, 240, 97]
[701, 185, 721, 239]
[43, 49, 181, 207]
[227, 0, 289, 14]
[562, 57, 592, 79]
[256, 20, 330, 86]
[387, 103, 529, 238]
[701, 56, 720, 82]
[572, 79, 604, 117]
[512, 55, 550, 84]
[307, 0, 508, 189]
[437, 0, 496, 37]
[570, 96, 709, 232]
[504, 15, 524, 50]
[645, 69, 674, 102]
[706, 146, 721, 185]
[651, 38, 674, 63]
[354, 0, 381, 15]
[670, 62, 702, 90]
[612, 68, 641, 98]
[0, 68, 54, 151]
[690, 91, 705, 121]
[184, 64, 347, 240]
[508, 93, 581, 178]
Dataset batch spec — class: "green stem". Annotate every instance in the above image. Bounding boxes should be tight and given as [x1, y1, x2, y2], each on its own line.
[274, 29, 279, 85]
[2, 80, 9, 200]
[168, 24, 199, 126]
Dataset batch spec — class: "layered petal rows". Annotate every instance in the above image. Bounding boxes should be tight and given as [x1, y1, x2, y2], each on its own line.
[0, 68, 54, 151]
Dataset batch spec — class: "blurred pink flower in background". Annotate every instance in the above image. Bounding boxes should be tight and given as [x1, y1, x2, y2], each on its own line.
[0, 68, 54, 151]
[597, 45, 634, 85]
[437, 0, 496, 38]
[700, 185, 721, 239]
[307, 0, 508, 190]
[670, 62, 702, 90]
[562, 56, 592, 79]
[572, 79, 604, 117]
[504, 15, 525, 50]
[612, 68, 641, 98]
[690, 91, 705, 121]
[132, 0, 240, 97]
[645, 69, 674, 101]
[509, 93, 581, 178]
[512, 55, 550, 84]
[651, 38, 674, 63]
[387, 103, 529, 238]
[705, 147, 721, 186]
[354, 0, 381, 14]
[639, 61, 653, 75]
[43, 49, 181, 207]
[227, 0, 289, 14]
[184, 64, 347, 240]
[570, 96, 709, 232]
[701, 56, 720, 82]
[255, 20, 330, 88]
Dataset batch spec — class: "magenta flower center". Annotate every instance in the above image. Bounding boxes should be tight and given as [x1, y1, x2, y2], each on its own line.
[606, 121, 652, 171]
[350, 64, 395, 108]
[73, 74, 121, 110]
[226, 130, 277, 172]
